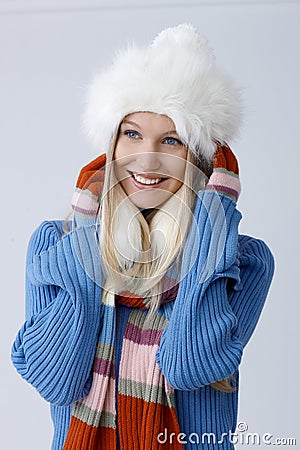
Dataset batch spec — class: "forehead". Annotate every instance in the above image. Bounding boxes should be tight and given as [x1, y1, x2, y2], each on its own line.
[122, 112, 176, 132]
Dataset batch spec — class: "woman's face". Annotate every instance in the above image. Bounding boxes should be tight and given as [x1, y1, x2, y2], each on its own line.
[113, 112, 188, 209]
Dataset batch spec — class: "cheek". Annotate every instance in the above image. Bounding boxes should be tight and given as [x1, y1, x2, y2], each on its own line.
[170, 158, 187, 181]
[112, 154, 126, 187]
[113, 160, 129, 186]
[114, 143, 124, 160]
[114, 141, 137, 170]
[113, 143, 132, 181]
[114, 135, 138, 159]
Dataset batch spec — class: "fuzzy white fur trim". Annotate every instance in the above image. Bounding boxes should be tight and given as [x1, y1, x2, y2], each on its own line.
[83, 23, 242, 162]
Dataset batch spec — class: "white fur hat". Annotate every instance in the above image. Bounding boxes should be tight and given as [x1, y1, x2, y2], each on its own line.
[83, 23, 242, 162]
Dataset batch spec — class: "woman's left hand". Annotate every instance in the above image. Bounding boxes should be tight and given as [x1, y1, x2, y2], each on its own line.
[205, 143, 241, 204]
[179, 144, 242, 285]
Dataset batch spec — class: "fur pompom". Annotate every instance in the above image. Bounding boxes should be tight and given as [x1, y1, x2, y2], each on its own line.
[82, 23, 242, 162]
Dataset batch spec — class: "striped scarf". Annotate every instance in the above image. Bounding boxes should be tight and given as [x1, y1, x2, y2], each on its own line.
[63, 154, 183, 449]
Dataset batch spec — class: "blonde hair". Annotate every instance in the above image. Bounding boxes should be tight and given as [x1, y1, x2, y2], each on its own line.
[97, 138, 237, 393]
[100, 147, 197, 312]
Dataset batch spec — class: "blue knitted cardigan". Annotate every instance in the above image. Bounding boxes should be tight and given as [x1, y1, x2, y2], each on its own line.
[11, 192, 274, 449]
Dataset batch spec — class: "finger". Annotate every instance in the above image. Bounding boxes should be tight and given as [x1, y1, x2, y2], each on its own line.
[76, 154, 106, 189]
[214, 144, 239, 175]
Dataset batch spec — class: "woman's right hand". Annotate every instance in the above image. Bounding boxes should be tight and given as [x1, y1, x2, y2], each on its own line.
[11, 220, 103, 406]
[27, 223, 103, 291]
[71, 154, 106, 225]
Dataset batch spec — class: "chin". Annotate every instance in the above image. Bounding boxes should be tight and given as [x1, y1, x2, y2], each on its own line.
[127, 190, 173, 210]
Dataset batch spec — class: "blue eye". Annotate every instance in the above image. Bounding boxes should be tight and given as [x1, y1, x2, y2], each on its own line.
[124, 130, 140, 139]
[164, 137, 182, 146]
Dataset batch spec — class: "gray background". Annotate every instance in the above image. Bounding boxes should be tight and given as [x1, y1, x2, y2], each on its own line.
[1, 1, 299, 449]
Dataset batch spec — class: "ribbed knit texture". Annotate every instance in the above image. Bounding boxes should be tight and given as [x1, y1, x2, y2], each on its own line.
[11, 210, 274, 449]
[156, 192, 244, 390]
[63, 288, 183, 450]
[12, 221, 102, 406]
[11, 151, 275, 449]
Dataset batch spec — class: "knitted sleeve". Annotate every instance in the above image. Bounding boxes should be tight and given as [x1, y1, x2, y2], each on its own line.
[11, 221, 102, 406]
[227, 235, 275, 349]
[156, 192, 274, 390]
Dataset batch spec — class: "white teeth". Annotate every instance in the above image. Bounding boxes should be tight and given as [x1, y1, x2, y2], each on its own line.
[133, 174, 162, 185]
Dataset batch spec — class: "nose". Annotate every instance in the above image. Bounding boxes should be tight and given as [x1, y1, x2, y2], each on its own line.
[135, 149, 161, 171]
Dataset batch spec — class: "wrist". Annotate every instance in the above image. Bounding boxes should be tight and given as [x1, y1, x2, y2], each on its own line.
[205, 169, 241, 203]
[180, 191, 241, 284]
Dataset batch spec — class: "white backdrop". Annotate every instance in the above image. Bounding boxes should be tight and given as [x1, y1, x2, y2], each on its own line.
[1, 1, 299, 449]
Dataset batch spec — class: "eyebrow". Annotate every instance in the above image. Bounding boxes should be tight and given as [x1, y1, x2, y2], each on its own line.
[161, 130, 178, 136]
[121, 120, 141, 129]
[121, 120, 178, 136]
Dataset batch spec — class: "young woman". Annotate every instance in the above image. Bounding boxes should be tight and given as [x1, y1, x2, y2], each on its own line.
[11, 24, 275, 450]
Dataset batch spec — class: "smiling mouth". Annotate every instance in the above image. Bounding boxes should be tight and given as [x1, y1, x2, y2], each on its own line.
[129, 172, 167, 185]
